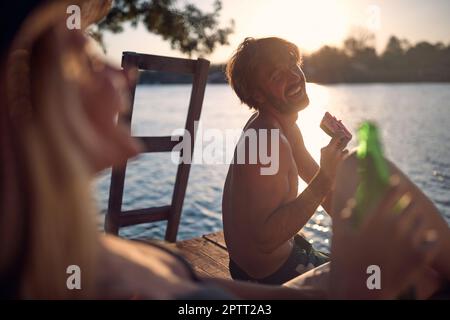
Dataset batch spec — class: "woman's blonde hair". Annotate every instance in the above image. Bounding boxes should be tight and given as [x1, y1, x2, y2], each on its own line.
[1, 2, 102, 299]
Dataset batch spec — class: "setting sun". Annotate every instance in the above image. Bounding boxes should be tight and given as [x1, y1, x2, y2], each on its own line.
[246, 0, 350, 53]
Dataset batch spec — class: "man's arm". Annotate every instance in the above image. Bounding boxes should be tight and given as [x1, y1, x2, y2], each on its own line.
[282, 124, 334, 215]
[232, 136, 333, 253]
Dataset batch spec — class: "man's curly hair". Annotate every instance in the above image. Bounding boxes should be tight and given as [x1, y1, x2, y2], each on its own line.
[225, 37, 301, 110]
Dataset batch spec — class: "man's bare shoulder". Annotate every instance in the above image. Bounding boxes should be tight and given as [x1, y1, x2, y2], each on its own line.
[241, 113, 287, 145]
[231, 115, 292, 179]
[244, 112, 279, 131]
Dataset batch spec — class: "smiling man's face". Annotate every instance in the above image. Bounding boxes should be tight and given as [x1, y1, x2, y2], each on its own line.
[256, 55, 309, 114]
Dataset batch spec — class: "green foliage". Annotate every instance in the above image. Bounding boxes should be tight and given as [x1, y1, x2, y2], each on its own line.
[305, 32, 450, 83]
[94, 0, 234, 56]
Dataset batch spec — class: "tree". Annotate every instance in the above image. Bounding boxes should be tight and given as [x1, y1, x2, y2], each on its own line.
[305, 46, 350, 83]
[383, 36, 405, 58]
[343, 27, 376, 57]
[92, 0, 234, 56]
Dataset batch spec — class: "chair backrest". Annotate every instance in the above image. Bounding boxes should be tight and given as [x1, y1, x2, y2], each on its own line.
[104, 51, 210, 242]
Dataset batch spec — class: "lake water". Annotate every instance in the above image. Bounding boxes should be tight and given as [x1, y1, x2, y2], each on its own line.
[95, 83, 450, 252]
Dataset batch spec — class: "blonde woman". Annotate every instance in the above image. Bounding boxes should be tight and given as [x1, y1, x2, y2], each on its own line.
[1, 0, 446, 299]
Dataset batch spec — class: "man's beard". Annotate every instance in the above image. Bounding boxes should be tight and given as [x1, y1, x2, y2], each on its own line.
[265, 92, 309, 115]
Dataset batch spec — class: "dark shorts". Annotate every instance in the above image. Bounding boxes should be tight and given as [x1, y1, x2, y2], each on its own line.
[229, 234, 330, 285]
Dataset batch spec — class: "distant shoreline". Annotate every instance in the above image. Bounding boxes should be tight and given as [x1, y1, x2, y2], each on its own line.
[136, 77, 450, 86]
[137, 34, 450, 85]
[136, 66, 450, 85]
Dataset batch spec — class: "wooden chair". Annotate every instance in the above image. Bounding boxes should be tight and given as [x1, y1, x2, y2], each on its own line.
[104, 51, 210, 242]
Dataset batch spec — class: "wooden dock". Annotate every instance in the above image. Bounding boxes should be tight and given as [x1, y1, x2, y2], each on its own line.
[138, 231, 232, 279]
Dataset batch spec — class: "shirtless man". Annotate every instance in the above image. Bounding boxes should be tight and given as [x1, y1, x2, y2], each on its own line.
[222, 37, 351, 284]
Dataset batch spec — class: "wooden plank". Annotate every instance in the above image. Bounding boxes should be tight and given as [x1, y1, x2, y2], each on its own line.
[137, 136, 183, 153]
[200, 248, 229, 270]
[124, 51, 197, 74]
[176, 240, 227, 271]
[175, 238, 231, 278]
[165, 58, 210, 242]
[203, 231, 227, 250]
[192, 239, 229, 269]
[174, 243, 203, 264]
[105, 52, 140, 234]
[192, 265, 211, 278]
[136, 233, 232, 279]
[119, 206, 171, 227]
[105, 165, 127, 234]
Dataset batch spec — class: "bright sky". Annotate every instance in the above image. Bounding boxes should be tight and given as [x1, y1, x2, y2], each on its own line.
[102, 0, 450, 65]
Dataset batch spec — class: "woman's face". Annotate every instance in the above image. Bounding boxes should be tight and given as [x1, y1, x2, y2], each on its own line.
[63, 31, 142, 173]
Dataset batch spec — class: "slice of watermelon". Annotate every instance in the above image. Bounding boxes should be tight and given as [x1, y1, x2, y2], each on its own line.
[320, 112, 352, 140]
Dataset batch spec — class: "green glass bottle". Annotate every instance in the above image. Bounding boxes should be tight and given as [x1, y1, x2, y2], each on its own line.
[353, 122, 390, 227]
